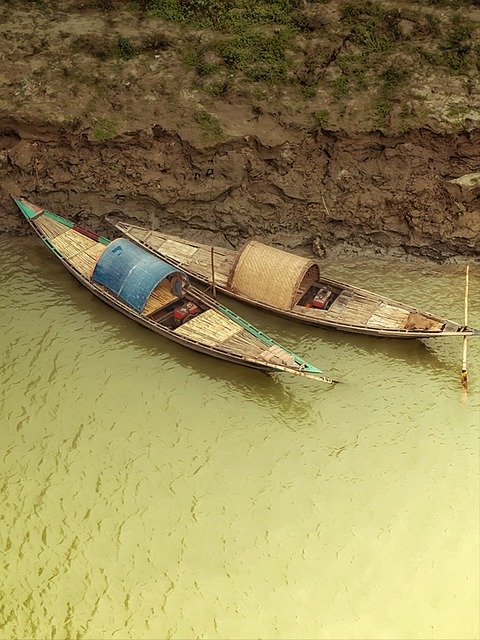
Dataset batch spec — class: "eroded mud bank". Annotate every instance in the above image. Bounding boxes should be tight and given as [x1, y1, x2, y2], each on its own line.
[1, 116, 479, 261]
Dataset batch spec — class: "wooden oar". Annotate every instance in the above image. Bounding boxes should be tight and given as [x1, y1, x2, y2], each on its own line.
[461, 265, 469, 390]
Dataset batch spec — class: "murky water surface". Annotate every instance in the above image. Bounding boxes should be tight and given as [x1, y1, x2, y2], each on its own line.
[1, 235, 479, 640]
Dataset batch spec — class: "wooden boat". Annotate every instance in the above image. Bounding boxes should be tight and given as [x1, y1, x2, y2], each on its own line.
[13, 197, 335, 384]
[115, 222, 480, 339]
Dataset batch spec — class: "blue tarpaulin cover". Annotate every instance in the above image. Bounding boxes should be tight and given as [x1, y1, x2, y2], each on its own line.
[92, 238, 185, 312]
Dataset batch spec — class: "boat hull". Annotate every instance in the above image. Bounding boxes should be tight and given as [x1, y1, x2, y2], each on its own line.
[61, 259, 282, 372]
[115, 225, 476, 340]
[13, 198, 334, 383]
[212, 282, 470, 339]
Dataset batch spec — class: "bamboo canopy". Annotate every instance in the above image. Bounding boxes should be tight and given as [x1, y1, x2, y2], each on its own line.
[227, 240, 320, 310]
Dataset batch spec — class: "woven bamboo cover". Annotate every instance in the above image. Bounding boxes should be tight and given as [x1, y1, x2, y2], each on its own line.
[228, 241, 319, 310]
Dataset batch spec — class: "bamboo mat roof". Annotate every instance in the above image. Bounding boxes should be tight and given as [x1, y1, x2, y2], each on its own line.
[228, 241, 320, 310]
[141, 281, 178, 317]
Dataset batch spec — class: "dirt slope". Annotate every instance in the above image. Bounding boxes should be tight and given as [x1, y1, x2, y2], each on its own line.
[1, 1, 479, 259]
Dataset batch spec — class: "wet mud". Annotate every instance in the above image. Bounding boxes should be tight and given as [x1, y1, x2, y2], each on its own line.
[1, 116, 479, 261]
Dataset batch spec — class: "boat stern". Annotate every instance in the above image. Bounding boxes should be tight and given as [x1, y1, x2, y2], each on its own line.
[272, 361, 338, 384]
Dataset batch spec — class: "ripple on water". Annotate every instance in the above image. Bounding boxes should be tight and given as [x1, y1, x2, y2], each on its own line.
[0, 237, 479, 640]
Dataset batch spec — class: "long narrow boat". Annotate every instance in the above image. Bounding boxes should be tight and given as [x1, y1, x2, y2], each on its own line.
[115, 222, 480, 339]
[13, 197, 335, 384]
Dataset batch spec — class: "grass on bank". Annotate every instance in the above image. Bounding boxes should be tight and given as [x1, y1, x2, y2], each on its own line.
[60, 0, 480, 132]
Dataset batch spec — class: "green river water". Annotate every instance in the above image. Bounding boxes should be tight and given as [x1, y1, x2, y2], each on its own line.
[1, 235, 479, 640]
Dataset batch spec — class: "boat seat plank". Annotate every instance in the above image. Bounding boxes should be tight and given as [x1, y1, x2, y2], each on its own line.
[366, 315, 409, 329]
[220, 331, 266, 358]
[296, 293, 382, 325]
[186, 245, 232, 261]
[365, 303, 410, 329]
[350, 291, 378, 302]
[303, 292, 375, 319]
[259, 344, 297, 367]
[337, 305, 380, 325]
[376, 302, 411, 318]
[323, 291, 354, 313]
[147, 231, 233, 259]
[184, 250, 232, 286]
[160, 239, 198, 260]
[134, 228, 151, 243]
[185, 263, 229, 286]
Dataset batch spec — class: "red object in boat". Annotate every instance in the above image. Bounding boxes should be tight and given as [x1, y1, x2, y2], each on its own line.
[173, 302, 199, 324]
[312, 287, 332, 309]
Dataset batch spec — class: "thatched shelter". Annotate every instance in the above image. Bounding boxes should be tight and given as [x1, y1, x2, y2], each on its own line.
[227, 240, 320, 310]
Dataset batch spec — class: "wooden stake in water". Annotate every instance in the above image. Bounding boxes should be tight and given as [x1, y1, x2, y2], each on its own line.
[210, 246, 216, 299]
[461, 265, 470, 390]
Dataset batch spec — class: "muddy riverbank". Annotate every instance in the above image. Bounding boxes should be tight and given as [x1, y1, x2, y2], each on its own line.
[1, 1, 479, 261]
[1, 116, 479, 261]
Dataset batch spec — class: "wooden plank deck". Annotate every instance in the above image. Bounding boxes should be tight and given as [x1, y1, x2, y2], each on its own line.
[157, 240, 233, 287]
[173, 309, 242, 347]
[36, 216, 67, 239]
[49, 228, 97, 259]
[121, 225, 236, 288]
[298, 291, 413, 329]
[69, 243, 106, 278]
[365, 302, 410, 329]
[173, 308, 295, 363]
[36, 218, 108, 278]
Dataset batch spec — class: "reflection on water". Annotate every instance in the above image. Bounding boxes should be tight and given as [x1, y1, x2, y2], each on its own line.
[1, 236, 479, 640]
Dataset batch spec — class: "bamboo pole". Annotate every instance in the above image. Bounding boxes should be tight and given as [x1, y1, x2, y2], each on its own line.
[210, 247, 216, 299]
[461, 265, 469, 390]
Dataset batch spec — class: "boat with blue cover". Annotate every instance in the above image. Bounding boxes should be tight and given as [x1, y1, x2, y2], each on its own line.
[13, 197, 336, 384]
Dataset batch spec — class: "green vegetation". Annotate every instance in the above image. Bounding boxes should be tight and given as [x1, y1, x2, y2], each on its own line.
[475, 44, 480, 70]
[194, 111, 224, 141]
[334, 76, 349, 98]
[184, 49, 218, 76]
[441, 15, 474, 71]
[446, 102, 472, 123]
[313, 110, 330, 129]
[208, 80, 230, 97]
[114, 36, 136, 60]
[341, 2, 401, 55]
[73, 32, 169, 61]
[93, 118, 117, 140]
[145, 0, 299, 86]
[381, 65, 407, 94]
[417, 14, 478, 73]
[146, 0, 301, 32]
[219, 29, 293, 82]
[335, 53, 367, 93]
[373, 97, 391, 126]
[302, 84, 317, 99]
[58, 0, 480, 133]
